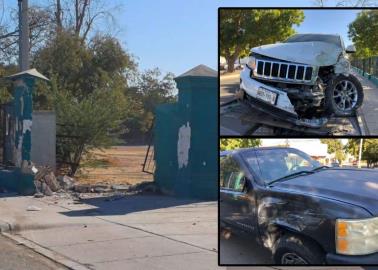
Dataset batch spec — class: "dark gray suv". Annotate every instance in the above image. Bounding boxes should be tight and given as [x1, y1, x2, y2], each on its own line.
[220, 147, 378, 265]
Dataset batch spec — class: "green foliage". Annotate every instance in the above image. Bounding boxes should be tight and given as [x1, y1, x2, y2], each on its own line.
[346, 139, 378, 167]
[53, 78, 128, 176]
[123, 68, 176, 138]
[29, 31, 177, 175]
[219, 9, 304, 72]
[364, 139, 378, 167]
[349, 10, 378, 58]
[30, 31, 137, 175]
[0, 64, 18, 105]
[220, 139, 261, 151]
[320, 139, 346, 163]
[345, 138, 360, 157]
[33, 32, 136, 101]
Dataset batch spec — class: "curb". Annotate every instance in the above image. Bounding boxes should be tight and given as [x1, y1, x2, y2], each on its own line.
[1, 232, 91, 270]
[356, 108, 369, 136]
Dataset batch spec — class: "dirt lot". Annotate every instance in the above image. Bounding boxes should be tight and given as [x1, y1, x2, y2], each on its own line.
[75, 145, 154, 186]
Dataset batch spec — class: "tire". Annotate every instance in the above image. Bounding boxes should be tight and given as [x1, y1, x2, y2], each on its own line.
[325, 74, 363, 117]
[273, 234, 325, 265]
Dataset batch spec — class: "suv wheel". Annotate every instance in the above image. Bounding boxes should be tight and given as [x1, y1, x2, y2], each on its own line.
[273, 234, 325, 265]
[325, 74, 363, 117]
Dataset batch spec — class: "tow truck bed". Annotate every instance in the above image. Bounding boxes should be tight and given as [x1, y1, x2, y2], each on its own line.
[220, 99, 361, 136]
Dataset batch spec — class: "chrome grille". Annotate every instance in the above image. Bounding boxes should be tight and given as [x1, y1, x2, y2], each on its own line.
[255, 59, 313, 83]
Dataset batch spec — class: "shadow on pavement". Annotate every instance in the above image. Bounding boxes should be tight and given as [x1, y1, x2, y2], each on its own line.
[220, 232, 273, 265]
[60, 194, 212, 217]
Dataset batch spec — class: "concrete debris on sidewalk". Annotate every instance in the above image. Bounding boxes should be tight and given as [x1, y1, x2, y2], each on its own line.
[34, 166, 61, 196]
[26, 205, 42, 211]
[57, 175, 75, 190]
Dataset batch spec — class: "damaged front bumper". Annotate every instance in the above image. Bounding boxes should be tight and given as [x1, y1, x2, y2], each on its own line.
[240, 66, 327, 128]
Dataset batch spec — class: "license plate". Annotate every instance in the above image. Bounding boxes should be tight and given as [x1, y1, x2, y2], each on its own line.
[256, 87, 277, 105]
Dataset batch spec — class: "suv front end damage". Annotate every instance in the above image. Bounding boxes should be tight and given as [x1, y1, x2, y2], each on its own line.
[240, 34, 363, 125]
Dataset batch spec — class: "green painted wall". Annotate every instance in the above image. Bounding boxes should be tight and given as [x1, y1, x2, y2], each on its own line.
[154, 65, 217, 200]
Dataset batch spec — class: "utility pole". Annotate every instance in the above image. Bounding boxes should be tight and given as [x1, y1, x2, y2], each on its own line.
[18, 0, 29, 71]
[358, 138, 363, 168]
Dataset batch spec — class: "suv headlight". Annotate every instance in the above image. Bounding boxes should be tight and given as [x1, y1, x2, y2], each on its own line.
[247, 55, 256, 70]
[336, 217, 378, 255]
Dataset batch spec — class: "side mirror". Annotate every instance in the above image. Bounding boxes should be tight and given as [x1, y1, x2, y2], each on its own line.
[346, 45, 356, 53]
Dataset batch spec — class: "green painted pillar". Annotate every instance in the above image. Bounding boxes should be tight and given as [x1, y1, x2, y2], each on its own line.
[0, 68, 49, 194]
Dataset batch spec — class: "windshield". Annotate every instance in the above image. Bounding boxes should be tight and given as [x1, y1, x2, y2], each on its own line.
[242, 148, 321, 184]
[285, 34, 342, 48]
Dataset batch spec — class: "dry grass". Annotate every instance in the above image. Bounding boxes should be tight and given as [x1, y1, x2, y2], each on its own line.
[76, 146, 154, 186]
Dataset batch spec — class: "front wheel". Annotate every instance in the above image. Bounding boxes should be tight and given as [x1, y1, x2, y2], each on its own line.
[273, 234, 325, 265]
[325, 74, 364, 117]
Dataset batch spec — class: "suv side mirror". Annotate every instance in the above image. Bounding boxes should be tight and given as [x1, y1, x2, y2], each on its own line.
[346, 45, 356, 53]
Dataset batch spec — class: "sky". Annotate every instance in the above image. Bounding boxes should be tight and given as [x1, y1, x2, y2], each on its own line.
[2, 0, 368, 75]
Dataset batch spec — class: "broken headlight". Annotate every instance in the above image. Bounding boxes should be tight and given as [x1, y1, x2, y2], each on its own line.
[336, 217, 378, 255]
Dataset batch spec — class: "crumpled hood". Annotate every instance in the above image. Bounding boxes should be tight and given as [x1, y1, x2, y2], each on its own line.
[252, 41, 343, 66]
[273, 168, 378, 216]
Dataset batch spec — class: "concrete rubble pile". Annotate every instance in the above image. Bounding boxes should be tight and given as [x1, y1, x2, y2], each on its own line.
[34, 166, 74, 196]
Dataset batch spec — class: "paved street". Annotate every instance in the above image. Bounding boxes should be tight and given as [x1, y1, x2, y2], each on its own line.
[0, 234, 67, 270]
[220, 233, 378, 269]
[0, 193, 219, 270]
[220, 71, 369, 136]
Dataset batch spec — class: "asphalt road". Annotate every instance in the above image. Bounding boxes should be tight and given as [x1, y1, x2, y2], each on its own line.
[0, 234, 67, 270]
[220, 233, 378, 269]
[220, 72, 361, 136]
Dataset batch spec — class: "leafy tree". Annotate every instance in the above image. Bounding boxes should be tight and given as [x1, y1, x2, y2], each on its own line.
[345, 138, 360, 157]
[31, 31, 136, 175]
[53, 80, 128, 176]
[220, 139, 261, 151]
[346, 139, 378, 167]
[219, 9, 304, 72]
[123, 68, 177, 142]
[364, 139, 378, 167]
[348, 10, 378, 58]
[320, 139, 346, 163]
[33, 32, 135, 101]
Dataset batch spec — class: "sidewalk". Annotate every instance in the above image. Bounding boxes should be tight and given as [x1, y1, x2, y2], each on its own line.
[353, 72, 378, 135]
[0, 193, 218, 270]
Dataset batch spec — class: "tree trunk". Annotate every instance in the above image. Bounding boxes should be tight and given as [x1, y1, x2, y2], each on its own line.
[55, 0, 63, 31]
[226, 54, 237, 73]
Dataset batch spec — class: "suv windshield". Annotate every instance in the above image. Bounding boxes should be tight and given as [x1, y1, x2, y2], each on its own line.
[242, 148, 321, 184]
[285, 34, 342, 48]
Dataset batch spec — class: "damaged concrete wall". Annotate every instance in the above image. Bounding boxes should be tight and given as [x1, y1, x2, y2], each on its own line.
[31, 111, 56, 169]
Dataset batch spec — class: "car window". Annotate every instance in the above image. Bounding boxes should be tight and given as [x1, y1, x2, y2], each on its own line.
[242, 148, 318, 184]
[220, 156, 245, 192]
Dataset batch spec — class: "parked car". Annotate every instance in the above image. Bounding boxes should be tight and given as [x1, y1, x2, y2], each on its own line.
[240, 34, 363, 119]
[220, 147, 378, 265]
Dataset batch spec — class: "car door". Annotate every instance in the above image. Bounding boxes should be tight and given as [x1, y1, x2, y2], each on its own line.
[220, 154, 257, 234]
